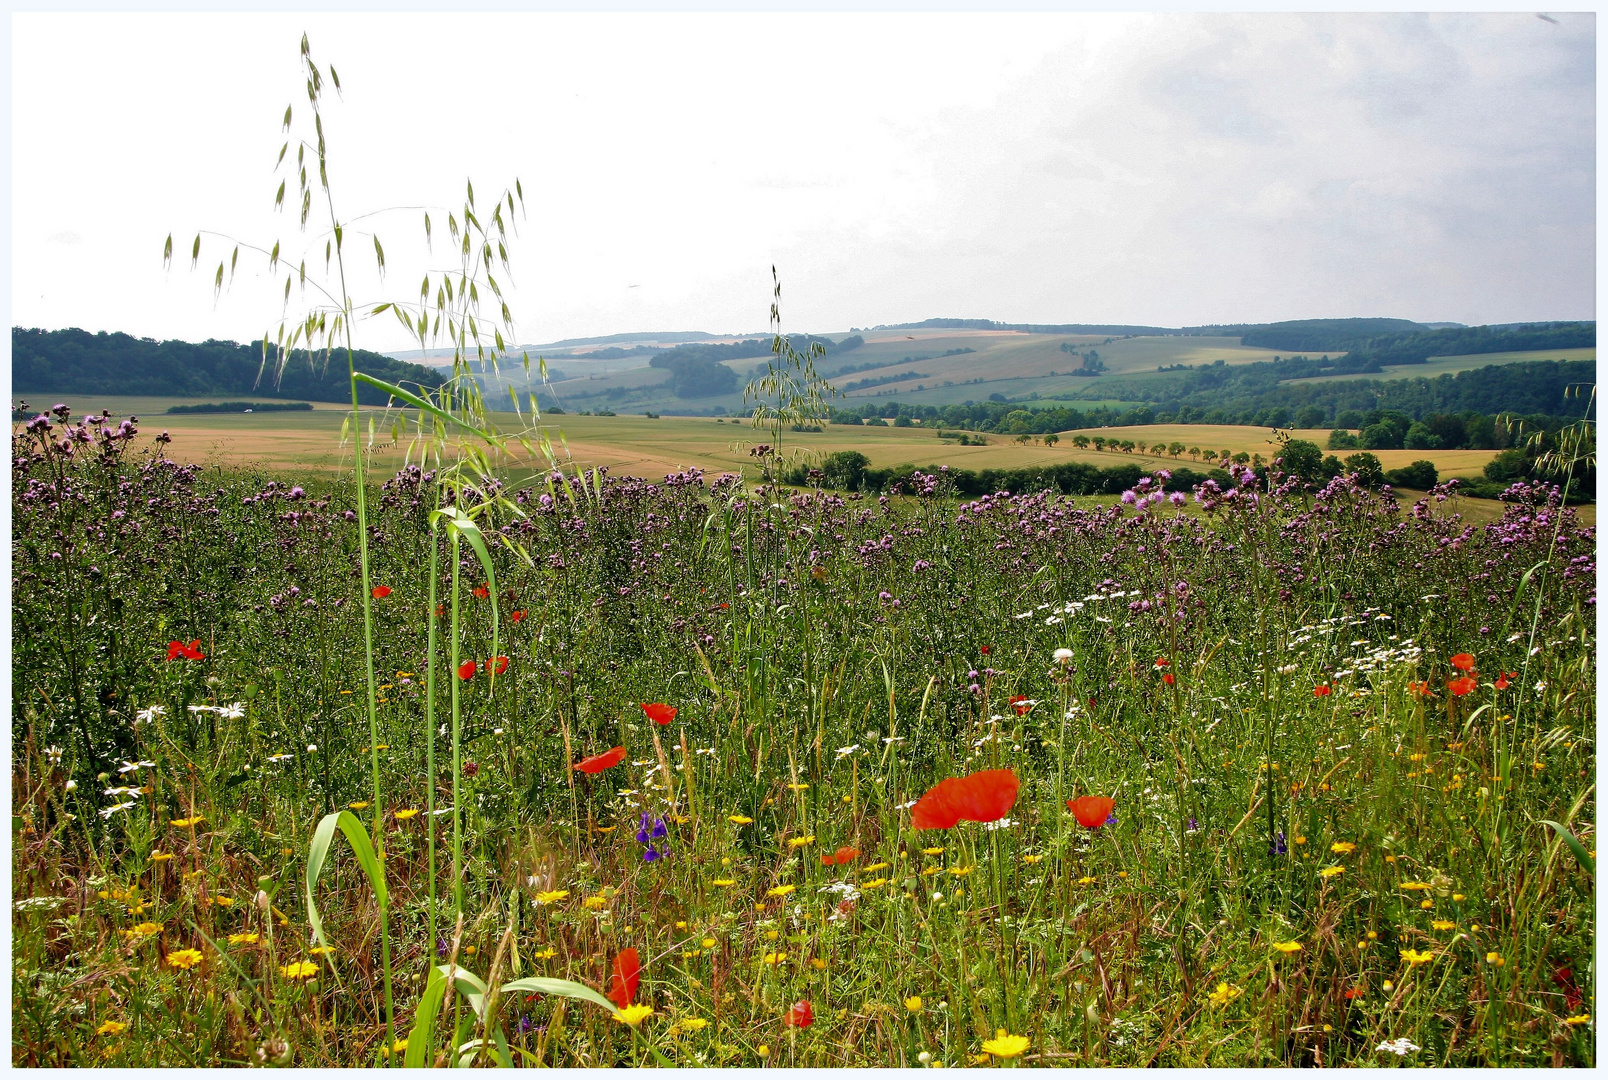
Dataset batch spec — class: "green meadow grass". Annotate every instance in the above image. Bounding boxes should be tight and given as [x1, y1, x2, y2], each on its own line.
[10, 421, 1595, 1067]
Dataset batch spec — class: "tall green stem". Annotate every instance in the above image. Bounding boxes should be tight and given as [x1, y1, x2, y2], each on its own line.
[450, 532, 465, 915]
[426, 513, 441, 962]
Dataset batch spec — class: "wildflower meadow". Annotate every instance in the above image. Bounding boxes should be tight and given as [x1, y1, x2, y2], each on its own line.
[10, 418, 1596, 1065]
[10, 38, 1596, 1069]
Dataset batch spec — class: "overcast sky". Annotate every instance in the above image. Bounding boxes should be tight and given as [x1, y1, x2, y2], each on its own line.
[10, 11, 1595, 351]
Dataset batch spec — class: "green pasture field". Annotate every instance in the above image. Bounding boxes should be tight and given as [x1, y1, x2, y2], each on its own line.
[1282, 348, 1597, 386]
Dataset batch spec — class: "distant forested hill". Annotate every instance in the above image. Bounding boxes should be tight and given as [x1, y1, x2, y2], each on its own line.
[1238, 318, 1427, 352]
[12, 327, 445, 406]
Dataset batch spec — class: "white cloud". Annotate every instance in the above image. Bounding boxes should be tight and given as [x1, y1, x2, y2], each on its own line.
[10, 11, 1593, 349]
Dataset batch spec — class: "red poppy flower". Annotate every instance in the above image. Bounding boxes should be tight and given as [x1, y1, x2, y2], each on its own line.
[456, 660, 477, 681]
[608, 947, 640, 1009]
[910, 770, 1019, 830]
[1162, 672, 1175, 686]
[979, 645, 991, 655]
[1154, 658, 1170, 668]
[784, 1000, 814, 1028]
[371, 586, 392, 599]
[509, 610, 528, 624]
[1495, 671, 1517, 690]
[1344, 985, 1365, 1000]
[166, 639, 204, 661]
[573, 746, 626, 774]
[434, 603, 444, 618]
[640, 702, 677, 726]
[1068, 795, 1116, 829]
[1409, 681, 1432, 697]
[1009, 695, 1033, 716]
[473, 584, 489, 600]
[1313, 684, 1332, 697]
[490, 656, 509, 676]
[1449, 653, 1476, 672]
[820, 846, 860, 866]
[1447, 676, 1477, 697]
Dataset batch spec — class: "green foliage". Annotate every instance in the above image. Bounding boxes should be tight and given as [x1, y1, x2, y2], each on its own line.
[11, 328, 442, 405]
[1384, 459, 1439, 490]
[1238, 317, 1428, 352]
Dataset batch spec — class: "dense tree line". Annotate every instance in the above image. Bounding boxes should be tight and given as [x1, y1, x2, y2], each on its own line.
[12, 327, 444, 406]
[1238, 318, 1428, 352]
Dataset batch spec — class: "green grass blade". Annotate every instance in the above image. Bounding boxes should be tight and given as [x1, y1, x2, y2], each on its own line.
[497, 976, 618, 1016]
[1541, 819, 1595, 876]
[304, 810, 387, 949]
[404, 964, 448, 1068]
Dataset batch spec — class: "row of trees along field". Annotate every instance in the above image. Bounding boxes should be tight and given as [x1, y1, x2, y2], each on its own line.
[830, 370, 1590, 442]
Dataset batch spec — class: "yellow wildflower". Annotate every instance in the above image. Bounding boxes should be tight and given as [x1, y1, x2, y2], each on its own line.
[533, 948, 557, 960]
[534, 890, 570, 905]
[583, 896, 608, 909]
[786, 783, 809, 792]
[905, 996, 924, 1012]
[920, 866, 941, 877]
[213, 896, 234, 907]
[228, 932, 260, 946]
[150, 852, 175, 863]
[1400, 949, 1434, 966]
[948, 866, 973, 877]
[1564, 1014, 1590, 1026]
[763, 952, 788, 965]
[166, 949, 204, 970]
[729, 815, 754, 825]
[981, 1031, 1029, 1059]
[701, 938, 716, 949]
[786, 835, 815, 849]
[1452, 893, 1466, 902]
[1021, 854, 1043, 864]
[125, 922, 162, 938]
[679, 1017, 709, 1032]
[861, 878, 888, 890]
[767, 884, 796, 898]
[863, 861, 890, 872]
[1431, 920, 1457, 931]
[1330, 841, 1356, 854]
[1077, 876, 1098, 886]
[810, 957, 827, 970]
[1486, 952, 1504, 966]
[1271, 941, 1303, 954]
[922, 846, 946, 856]
[614, 1004, 654, 1026]
[280, 961, 318, 980]
[1207, 982, 1243, 1006]
[96, 1020, 128, 1036]
[711, 879, 736, 888]
[170, 817, 204, 828]
[1319, 866, 1345, 879]
[757, 1045, 771, 1059]
[393, 809, 419, 821]
[1400, 881, 1432, 891]
[348, 801, 371, 810]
